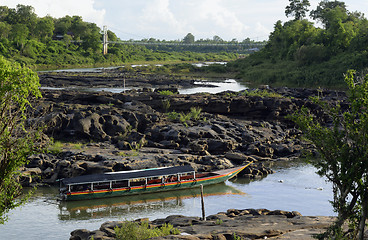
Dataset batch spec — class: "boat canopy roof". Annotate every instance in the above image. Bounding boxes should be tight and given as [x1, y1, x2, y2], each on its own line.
[61, 165, 194, 185]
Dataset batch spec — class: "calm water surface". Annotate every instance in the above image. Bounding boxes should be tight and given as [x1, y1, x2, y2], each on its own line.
[40, 63, 247, 95]
[0, 161, 333, 240]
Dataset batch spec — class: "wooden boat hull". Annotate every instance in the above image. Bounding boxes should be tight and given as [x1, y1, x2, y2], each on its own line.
[62, 165, 248, 201]
[59, 183, 244, 220]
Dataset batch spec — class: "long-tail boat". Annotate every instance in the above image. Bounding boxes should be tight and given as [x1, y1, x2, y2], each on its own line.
[58, 163, 251, 201]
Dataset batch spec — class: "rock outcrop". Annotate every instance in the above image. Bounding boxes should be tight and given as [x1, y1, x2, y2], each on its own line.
[23, 70, 346, 185]
[69, 209, 337, 240]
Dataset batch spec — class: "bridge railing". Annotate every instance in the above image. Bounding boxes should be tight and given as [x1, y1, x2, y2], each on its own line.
[108, 41, 266, 48]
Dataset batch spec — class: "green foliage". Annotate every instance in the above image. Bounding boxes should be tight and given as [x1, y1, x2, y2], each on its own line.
[128, 138, 145, 152]
[166, 107, 203, 127]
[232, 233, 243, 240]
[285, 0, 311, 20]
[290, 70, 368, 239]
[167, 111, 180, 121]
[189, 107, 202, 121]
[0, 4, 239, 70]
[241, 89, 284, 98]
[227, 2, 368, 89]
[161, 99, 171, 112]
[0, 56, 43, 224]
[48, 141, 63, 154]
[215, 219, 223, 225]
[183, 33, 195, 44]
[158, 90, 175, 96]
[114, 220, 180, 240]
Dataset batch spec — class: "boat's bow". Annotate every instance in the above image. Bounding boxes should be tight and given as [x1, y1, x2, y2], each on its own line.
[212, 161, 253, 180]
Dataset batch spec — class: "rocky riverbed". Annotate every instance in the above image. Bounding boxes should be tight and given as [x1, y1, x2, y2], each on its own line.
[22, 69, 348, 239]
[22, 74, 345, 187]
[70, 208, 338, 240]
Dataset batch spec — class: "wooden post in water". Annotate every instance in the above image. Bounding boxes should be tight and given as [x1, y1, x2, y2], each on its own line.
[200, 184, 206, 221]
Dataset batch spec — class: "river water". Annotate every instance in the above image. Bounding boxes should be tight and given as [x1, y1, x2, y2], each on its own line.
[0, 161, 333, 240]
[2, 66, 333, 239]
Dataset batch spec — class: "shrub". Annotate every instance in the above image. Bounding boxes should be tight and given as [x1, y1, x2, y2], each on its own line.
[48, 141, 63, 154]
[189, 107, 202, 120]
[114, 221, 180, 240]
[158, 90, 175, 96]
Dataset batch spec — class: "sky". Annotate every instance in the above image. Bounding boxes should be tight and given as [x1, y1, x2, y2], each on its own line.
[2, 0, 368, 41]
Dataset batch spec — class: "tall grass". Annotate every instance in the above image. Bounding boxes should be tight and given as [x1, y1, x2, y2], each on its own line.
[114, 221, 180, 240]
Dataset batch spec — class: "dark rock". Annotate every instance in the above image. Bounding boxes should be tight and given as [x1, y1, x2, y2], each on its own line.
[70, 229, 91, 240]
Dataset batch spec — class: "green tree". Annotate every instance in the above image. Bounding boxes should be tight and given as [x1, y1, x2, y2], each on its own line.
[0, 56, 43, 224]
[310, 0, 347, 28]
[107, 30, 118, 42]
[0, 22, 11, 38]
[62, 34, 73, 49]
[70, 16, 88, 41]
[212, 35, 223, 43]
[0, 6, 10, 21]
[5, 4, 37, 32]
[285, 0, 311, 20]
[81, 22, 102, 53]
[54, 15, 72, 36]
[34, 16, 55, 42]
[9, 24, 29, 49]
[183, 33, 195, 44]
[291, 70, 368, 239]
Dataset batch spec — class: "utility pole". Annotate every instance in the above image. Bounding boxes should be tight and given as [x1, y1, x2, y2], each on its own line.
[103, 25, 108, 55]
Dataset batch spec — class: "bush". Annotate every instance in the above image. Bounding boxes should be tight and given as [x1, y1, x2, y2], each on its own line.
[158, 90, 175, 96]
[114, 221, 180, 240]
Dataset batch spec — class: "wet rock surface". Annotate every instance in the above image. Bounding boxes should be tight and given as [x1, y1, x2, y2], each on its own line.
[70, 209, 337, 240]
[33, 70, 350, 240]
[23, 74, 347, 186]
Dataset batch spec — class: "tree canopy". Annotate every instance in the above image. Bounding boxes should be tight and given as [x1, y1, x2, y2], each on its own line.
[0, 4, 254, 69]
[227, 0, 368, 89]
[0, 56, 43, 224]
[285, 0, 311, 20]
[291, 70, 368, 239]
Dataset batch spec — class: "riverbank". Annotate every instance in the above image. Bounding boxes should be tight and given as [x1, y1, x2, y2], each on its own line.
[16, 69, 347, 239]
[20, 68, 347, 187]
[70, 209, 337, 240]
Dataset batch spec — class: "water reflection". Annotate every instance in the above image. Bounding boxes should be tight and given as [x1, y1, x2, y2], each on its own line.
[0, 162, 334, 240]
[58, 183, 244, 221]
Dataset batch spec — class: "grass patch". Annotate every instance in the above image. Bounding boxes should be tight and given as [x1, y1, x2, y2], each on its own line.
[158, 90, 176, 96]
[48, 141, 63, 154]
[115, 220, 180, 240]
[241, 89, 284, 98]
[48, 141, 85, 154]
[166, 107, 203, 127]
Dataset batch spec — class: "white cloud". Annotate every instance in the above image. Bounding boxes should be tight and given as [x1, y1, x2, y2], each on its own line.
[1, 0, 366, 41]
[138, 0, 183, 34]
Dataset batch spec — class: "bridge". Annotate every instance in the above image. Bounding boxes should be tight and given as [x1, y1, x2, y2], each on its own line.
[102, 26, 266, 55]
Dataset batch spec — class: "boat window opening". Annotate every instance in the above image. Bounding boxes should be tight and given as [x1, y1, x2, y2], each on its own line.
[147, 177, 162, 185]
[93, 182, 111, 190]
[165, 175, 177, 182]
[112, 180, 129, 188]
[180, 172, 195, 181]
[130, 178, 146, 187]
[70, 184, 90, 192]
[196, 173, 210, 178]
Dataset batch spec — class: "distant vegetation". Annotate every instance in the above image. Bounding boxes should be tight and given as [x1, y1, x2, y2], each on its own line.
[0, 4, 244, 70]
[123, 33, 266, 54]
[226, 0, 368, 89]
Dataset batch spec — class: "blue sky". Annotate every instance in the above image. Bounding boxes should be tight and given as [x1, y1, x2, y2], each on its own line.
[2, 0, 367, 41]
